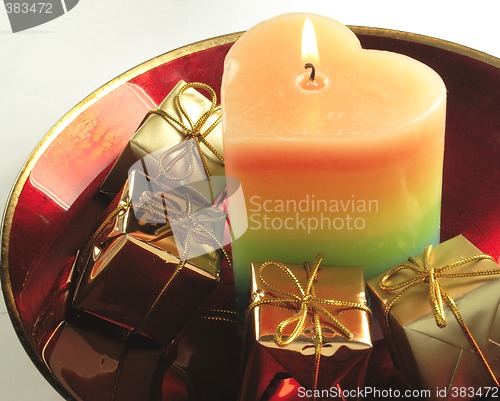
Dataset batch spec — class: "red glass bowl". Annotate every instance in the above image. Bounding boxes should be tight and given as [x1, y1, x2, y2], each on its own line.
[1, 28, 499, 400]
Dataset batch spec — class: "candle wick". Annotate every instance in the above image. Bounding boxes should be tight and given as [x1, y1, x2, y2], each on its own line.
[304, 63, 316, 81]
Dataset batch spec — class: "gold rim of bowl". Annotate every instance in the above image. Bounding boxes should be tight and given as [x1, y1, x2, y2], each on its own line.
[1, 26, 499, 400]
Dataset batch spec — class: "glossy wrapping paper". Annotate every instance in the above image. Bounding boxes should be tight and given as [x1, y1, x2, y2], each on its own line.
[367, 235, 500, 400]
[239, 262, 372, 401]
[42, 311, 171, 401]
[73, 169, 222, 346]
[100, 80, 225, 198]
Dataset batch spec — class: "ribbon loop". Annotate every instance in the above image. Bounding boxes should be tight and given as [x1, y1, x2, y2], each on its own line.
[380, 244, 499, 386]
[176, 82, 219, 135]
[157, 139, 200, 181]
[275, 307, 309, 347]
[246, 254, 371, 392]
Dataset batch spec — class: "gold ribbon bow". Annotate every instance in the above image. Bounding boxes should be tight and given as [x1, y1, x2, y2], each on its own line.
[140, 82, 223, 179]
[246, 254, 371, 391]
[380, 245, 500, 386]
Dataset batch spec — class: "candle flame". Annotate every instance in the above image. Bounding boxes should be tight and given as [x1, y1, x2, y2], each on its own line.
[302, 18, 319, 65]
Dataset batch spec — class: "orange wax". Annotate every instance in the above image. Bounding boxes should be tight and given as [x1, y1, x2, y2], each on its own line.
[221, 13, 446, 311]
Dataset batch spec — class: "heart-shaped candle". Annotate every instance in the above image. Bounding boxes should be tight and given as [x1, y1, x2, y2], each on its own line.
[221, 13, 446, 311]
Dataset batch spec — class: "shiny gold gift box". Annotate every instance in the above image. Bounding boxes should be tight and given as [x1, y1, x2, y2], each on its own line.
[239, 257, 372, 400]
[367, 235, 500, 400]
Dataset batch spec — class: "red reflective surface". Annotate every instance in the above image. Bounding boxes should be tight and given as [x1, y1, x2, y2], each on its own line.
[2, 30, 499, 401]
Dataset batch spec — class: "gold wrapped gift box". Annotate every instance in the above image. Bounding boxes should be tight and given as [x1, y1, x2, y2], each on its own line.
[239, 256, 372, 401]
[73, 170, 226, 346]
[367, 235, 500, 400]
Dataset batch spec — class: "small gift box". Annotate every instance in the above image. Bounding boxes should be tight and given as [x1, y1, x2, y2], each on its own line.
[239, 255, 372, 401]
[73, 169, 230, 346]
[367, 235, 500, 400]
[42, 312, 171, 401]
[100, 80, 225, 198]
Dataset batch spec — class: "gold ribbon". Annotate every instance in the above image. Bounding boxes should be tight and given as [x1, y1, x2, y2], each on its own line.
[139, 82, 223, 179]
[246, 254, 371, 392]
[380, 244, 500, 386]
[198, 308, 238, 323]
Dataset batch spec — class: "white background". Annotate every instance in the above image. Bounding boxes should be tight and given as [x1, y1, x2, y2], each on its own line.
[0, 1, 498, 400]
